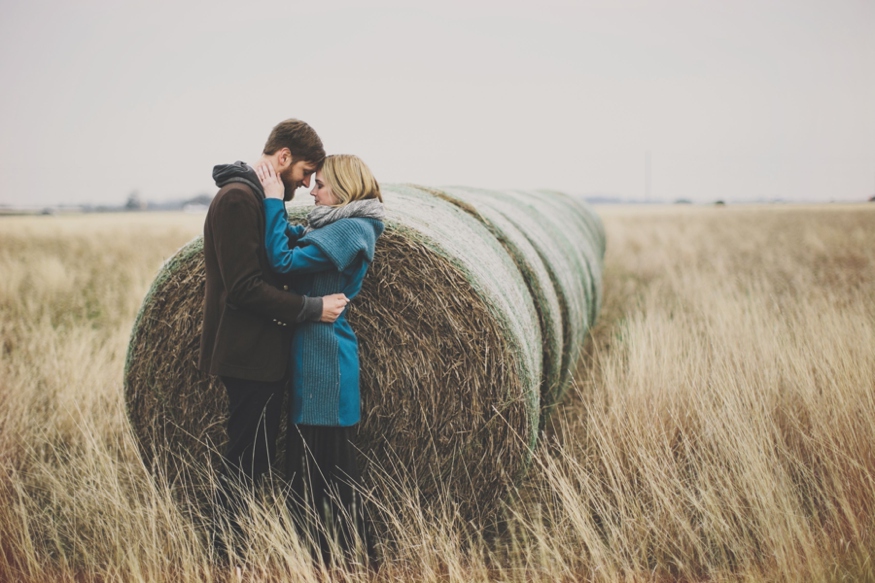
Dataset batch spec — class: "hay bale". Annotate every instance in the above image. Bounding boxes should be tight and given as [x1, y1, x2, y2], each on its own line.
[124, 185, 604, 518]
[413, 186, 566, 421]
[125, 185, 545, 519]
[123, 237, 226, 480]
[534, 189, 607, 324]
[430, 187, 605, 412]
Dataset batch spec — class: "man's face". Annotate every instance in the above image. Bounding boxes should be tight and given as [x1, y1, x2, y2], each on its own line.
[279, 159, 318, 201]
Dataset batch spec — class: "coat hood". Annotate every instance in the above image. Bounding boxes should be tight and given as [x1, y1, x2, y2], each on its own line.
[212, 161, 264, 198]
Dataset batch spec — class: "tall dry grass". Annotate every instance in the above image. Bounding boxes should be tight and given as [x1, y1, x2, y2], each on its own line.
[0, 205, 873, 582]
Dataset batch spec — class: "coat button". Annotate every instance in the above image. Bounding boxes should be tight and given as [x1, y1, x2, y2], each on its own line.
[283, 285, 289, 291]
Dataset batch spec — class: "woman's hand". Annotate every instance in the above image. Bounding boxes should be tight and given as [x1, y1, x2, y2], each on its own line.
[255, 162, 285, 200]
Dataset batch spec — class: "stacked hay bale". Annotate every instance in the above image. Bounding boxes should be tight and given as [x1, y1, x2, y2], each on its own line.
[413, 187, 562, 417]
[428, 186, 604, 418]
[124, 185, 603, 519]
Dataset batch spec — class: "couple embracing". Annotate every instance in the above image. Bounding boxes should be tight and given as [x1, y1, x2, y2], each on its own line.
[198, 119, 383, 561]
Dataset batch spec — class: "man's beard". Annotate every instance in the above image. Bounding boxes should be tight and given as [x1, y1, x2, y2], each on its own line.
[280, 176, 295, 201]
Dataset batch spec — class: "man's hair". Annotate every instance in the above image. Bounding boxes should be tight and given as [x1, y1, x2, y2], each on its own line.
[321, 154, 383, 206]
[263, 119, 326, 166]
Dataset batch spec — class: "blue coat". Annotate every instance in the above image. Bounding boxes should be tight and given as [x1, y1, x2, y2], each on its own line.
[263, 198, 384, 426]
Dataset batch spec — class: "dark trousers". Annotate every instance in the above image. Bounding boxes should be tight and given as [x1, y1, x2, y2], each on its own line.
[213, 374, 286, 556]
[286, 425, 374, 564]
[221, 375, 285, 478]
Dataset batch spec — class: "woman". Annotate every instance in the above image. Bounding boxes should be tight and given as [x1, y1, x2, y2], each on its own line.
[255, 154, 384, 562]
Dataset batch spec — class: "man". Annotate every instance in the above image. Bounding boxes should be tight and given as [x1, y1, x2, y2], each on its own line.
[199, 119, 348, 550]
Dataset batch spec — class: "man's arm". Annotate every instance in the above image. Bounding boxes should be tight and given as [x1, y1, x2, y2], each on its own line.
[210, 187, 345, 323]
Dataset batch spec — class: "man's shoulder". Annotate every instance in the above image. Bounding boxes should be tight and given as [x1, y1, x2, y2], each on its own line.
[215, 181, 259, 201]
[209, 182, 261, 214]
[205, 184, 264, 237]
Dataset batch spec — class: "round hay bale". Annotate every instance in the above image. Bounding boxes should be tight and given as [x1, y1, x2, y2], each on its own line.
[414, 186, 566, 423]
[430, 186, 605, 413]
[497, 189, 605, 396]
[533, 189, 606, 324]
[125, 184, 543, 519]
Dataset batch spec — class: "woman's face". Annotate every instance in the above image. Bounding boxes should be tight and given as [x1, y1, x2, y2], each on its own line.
[310, 171, 340, 206]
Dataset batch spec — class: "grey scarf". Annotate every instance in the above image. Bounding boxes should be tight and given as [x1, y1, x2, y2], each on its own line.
[304, 198, 386, 233]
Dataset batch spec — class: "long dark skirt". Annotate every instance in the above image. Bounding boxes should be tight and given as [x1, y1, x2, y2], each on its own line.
[286, 424, 373, 564]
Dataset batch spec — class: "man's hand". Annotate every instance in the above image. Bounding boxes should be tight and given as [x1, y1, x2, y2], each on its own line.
[254, 162, 286, 200]
[320, 293, 349, 322]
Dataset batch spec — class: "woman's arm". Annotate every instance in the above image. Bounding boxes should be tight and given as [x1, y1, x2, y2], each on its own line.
[263, 198, 334, 274]
[286, 223, 306, 241]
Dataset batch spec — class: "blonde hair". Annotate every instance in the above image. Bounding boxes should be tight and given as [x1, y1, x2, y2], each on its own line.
[321, 154, 383, 206]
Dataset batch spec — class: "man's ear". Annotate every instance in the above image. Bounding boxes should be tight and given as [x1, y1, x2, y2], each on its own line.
[277, 148, 293, 170]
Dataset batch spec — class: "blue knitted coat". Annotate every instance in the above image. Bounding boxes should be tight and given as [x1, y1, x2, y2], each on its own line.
[263, 198, 384, 426]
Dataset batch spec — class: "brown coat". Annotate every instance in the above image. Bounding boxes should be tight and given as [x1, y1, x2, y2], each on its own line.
[199, 181, 303, 381]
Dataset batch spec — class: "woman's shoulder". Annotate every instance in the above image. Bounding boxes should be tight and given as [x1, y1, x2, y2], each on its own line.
[301, 218, 382, 270]
[334, 215, 383, 225]
[317, 217, 383, 237]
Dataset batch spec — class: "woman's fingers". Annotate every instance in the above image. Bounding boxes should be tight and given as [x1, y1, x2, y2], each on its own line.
[255, 162, 277, 187]
[256, 161, 285, 199]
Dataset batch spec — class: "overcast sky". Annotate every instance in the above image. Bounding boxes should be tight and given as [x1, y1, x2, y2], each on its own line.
[1, 0, 873, 206]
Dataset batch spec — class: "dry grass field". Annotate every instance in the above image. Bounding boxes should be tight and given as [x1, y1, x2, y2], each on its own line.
[0, 205, 873, 582]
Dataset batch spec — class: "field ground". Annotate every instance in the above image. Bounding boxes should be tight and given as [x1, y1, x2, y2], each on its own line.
[1, 204, 874, 582]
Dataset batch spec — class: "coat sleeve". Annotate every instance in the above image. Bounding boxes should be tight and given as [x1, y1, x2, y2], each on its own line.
[264, 198, 335, 274]
[209, 188, 306, 322]
[286, 223, 306, 240]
